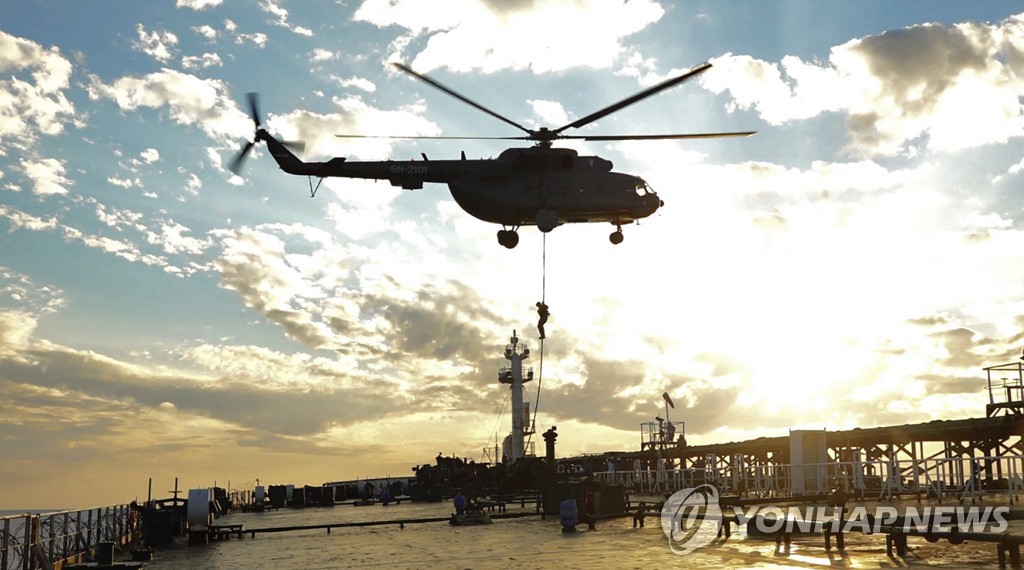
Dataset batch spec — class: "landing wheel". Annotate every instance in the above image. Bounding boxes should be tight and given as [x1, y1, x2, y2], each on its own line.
[609, 230, 624, 245]
[497, 229, 520, 249]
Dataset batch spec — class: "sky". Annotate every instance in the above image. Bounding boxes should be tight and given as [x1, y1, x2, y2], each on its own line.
[3, 0, 1024, 509]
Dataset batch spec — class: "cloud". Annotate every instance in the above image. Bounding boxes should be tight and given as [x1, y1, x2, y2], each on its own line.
[205, 221, 512, 397]
[201, 209, 1018, 444]
[182, 52, 223, 69]
[0, 205, 58, 231]
[21, 157, 70, 195]
[106, 176, 138, 189]
[312, 48, 336, 62]
[235, 32, 268, 48]
[95, 203, 146, 232]
[60, 226, 160, 265]
[0, 31, 75, 146]
[134, 24, 179, 63]
[0, 311, 39, 356]
[0, 342, 372, 444]
[0, 267, 65, 316]
[212, 226, 342, 349]
[148, 219, 211, 256]
[0, 262, 497, 454]
[192, 25, 219, 41]
[86, 68, 249, 143]
[355, 0, 664, 73]
[184, 172, 202, 195]
[139, 148, 160, 163]
[269, 95, 440, 159]
[999, 156, 1024, 182]
[333, 75, 376, 93]
[702, 15, 1024, 157]
[700, 54, 847, 124]
[176, 0, 223, 9]
[0, 200, 179, 268]
[527, 100, 570, 126]
[261, 0, 314, 36]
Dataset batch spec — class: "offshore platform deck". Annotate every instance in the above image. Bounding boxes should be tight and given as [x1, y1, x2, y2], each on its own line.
[562, 359, 1024, 503]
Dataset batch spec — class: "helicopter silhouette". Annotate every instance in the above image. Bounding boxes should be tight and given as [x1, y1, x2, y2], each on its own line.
[231, 62, 753, 248]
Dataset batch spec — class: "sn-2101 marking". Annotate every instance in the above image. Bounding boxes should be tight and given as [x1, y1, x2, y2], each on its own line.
[389, 163, 428, 175]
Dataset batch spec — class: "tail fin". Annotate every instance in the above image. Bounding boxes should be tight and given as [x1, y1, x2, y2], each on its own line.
[260, 132, 307, 174]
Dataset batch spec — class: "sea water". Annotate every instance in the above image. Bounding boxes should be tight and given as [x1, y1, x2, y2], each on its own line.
[143, 500, 1015, 569]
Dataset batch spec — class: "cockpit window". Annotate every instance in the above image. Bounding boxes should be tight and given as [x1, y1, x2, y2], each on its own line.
[634, 180, 653, 196]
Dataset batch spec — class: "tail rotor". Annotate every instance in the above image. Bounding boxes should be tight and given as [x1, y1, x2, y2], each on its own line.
[229, 92, 304, 175]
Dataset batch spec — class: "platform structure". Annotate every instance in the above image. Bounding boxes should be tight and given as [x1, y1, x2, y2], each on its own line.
[985, 359, 1024, 417]
[664, 416, 1024, 501]
[580, 360, 1024, 502]
[639, 419, 684, 453]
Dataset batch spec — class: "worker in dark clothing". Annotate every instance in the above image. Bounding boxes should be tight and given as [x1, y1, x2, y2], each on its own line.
[454, 491, 467, 515]
[536, 301, 549, 339]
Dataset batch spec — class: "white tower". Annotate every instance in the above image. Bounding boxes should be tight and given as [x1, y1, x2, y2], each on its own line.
[498, 330, 534, 463]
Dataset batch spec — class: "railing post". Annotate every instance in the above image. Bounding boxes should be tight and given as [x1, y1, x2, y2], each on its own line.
[2, 517, 9, 570]
[22, 516, 31, 570]
[75, 511, 84, 559]
[62, 512, 70, 564]
[46, 515, 54, 567]
[87, 509, 94, 554]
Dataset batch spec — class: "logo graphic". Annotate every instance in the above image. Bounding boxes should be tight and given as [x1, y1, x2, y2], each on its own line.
[661, 484, 721, 555]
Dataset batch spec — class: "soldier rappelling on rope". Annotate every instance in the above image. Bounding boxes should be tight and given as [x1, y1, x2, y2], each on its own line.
[536, 301, 549, 340]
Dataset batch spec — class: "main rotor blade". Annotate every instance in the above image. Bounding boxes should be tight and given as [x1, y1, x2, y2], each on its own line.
[555, 62, 714, 134]
[564, 131, 757, 142]
[335, 134, 529, 141]
[392, 62, 533, 137]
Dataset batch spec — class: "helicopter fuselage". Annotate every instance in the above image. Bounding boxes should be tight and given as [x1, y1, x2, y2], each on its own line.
[263, 135, 662, 246]
[447, 147, 661, 228]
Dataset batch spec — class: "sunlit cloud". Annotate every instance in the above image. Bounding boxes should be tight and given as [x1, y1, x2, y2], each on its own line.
[176, 0, 223, 9]
[21, 157, 70, 195]
[0, 31, 75, 146]
[356, 0, 665, 73]
[134, 24, 179, 63]
[703, 15, 1024, 157]
[86, 68, 250, 143]
[182, 52, 223, 69]
[260, 0, 314, 37]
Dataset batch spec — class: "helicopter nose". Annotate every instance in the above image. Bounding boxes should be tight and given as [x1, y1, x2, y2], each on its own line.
[632, 194, 661, 218]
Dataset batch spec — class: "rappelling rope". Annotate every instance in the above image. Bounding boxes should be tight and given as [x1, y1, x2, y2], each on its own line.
[529, 233, 547, 438]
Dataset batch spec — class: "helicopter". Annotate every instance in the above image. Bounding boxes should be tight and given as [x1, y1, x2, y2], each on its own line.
[231, 61, 754, 248]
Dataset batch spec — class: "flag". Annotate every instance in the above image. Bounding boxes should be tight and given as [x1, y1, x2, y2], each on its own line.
[662, 391, 675, 408]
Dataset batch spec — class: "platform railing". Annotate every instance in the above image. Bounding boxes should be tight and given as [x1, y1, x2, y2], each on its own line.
[0, 504, 135, 570]
[595, 454, 1024, 503]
